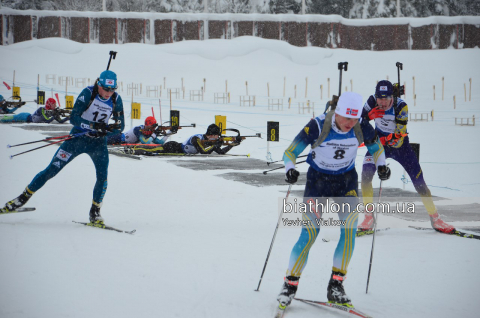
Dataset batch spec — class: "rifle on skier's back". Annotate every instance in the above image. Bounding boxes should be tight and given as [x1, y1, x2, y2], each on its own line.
[324, 62, 348, 113]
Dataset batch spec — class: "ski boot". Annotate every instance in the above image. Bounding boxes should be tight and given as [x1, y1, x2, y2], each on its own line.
[358, 212, 374, 232]
[327, 271, 352, 307]
[89, 201, 104, 225]
[1, 187, 33, 213]
[430, 212, 455, 234]
[277, 276, 300, 309]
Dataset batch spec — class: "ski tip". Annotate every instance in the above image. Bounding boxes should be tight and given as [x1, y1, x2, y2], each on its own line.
[9, 155, 13, 160]
[7, 144, 11, 148]
[247, 153, 250, 158]
[263, 171, 267, 175]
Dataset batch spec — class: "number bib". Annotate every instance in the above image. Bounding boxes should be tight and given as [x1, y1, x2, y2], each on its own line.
[374, 109, 396, 134]
[308, 116, 359, 174]
[310, 137, 359, 172]
[81, 97, 113, 124]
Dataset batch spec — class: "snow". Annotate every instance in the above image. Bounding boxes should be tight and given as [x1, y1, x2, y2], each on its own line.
[2, 7, 480, 25]
[0, 36, 479, 318]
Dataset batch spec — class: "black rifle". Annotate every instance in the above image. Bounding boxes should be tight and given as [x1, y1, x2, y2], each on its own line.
[325, 62, 348, 112]
[54, 108, 72, 116]
[153, 122, 196, 136]
[201, 128, 261, 147]
[393, 62, 405, 99]
[107, 51, 117, 70]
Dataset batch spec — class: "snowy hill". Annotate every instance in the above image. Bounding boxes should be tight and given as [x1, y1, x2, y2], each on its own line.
[0, 37, 479, 318]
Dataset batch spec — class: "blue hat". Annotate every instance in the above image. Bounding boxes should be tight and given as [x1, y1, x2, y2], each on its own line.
[0, 95, 4, 102]
[375, 80, 393, 98]
[98, 70, 117, 89]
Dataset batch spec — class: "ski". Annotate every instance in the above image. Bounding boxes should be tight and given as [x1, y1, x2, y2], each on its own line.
[0, 207, 36, 214]
[409, 226, 480, 240]
[356, 227, 390, 237]
[72, 221, 136, 235]
[295, 298, 373, 318]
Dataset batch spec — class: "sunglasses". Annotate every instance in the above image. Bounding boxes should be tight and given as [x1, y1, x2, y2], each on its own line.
[101, 86, 117, 92]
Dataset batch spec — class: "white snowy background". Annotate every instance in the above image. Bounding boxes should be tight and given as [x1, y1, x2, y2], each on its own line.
[0, 32, 479, 317]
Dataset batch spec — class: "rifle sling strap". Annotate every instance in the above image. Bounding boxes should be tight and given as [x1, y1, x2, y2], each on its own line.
[311, 110, 364, 149]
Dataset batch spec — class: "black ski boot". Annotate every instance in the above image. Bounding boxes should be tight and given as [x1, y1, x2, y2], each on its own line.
[89, 201, 104, 224]
[277, 276, 300, 309]
[1, 187, 33, 213]
[327, 271, 352, 306]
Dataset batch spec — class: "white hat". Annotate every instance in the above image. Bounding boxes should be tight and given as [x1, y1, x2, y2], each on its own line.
[335, 92, 363, 119]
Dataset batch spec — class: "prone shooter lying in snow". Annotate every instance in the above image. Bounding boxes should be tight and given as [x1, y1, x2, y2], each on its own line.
[121, 124, 261, 156]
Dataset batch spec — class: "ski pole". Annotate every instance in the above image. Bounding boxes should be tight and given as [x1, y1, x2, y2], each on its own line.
[7, 134, 76, 148]
[255, 184, 293, 291]
[267, 155, 307, 166]
[10, 136, 72, 159]
[9, 132, 89, 158]
[366, 180, 384, 294]
[263, 160, 306, 175]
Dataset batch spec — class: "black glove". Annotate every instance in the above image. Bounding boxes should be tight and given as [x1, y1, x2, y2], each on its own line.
[377, 165, 391, 181]
[235, 136, 243, 143]
[90, 122, 109, 137]
[170, 126, 179, 134]
[214, 139, 223, 147]
[285, 169, 300, 184]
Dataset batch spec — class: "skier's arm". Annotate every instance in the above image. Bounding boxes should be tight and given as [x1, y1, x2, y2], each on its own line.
[55, 115, 70, 124]
[107, 93, 124, 136]
[193, 136, 218, 154]
[41, 108, 55, 123]
[387, 102, 408, 148]
[360, 119, 386, 168]
[283, 119, 319, 172]
[70, 88, 93, 130]
[214, 145, 233, 155]
[53, 110, 70, 124]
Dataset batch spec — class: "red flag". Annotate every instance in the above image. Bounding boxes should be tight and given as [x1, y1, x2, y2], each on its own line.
[3, 81, 11, 90]
[55, 93, 61, 107]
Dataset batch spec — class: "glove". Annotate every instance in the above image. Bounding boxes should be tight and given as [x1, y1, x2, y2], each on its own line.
[232, 136, 243, 146]
[90, 122, 109, 137]
[368, 108, 385, 120]
[285, 169, 300, 184]
[385, 133, 406, 147]
[170, 126, 179, 134]
[377, 165, 391, 181]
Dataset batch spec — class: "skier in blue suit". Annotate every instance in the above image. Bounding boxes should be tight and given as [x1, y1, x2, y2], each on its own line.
[1, 70, 125, 224]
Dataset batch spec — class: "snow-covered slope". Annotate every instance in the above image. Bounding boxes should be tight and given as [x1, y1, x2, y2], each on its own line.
[0, 37, 479, 318]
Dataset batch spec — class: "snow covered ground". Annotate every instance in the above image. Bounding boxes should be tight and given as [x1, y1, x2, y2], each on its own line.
[0, 36, 479, 318]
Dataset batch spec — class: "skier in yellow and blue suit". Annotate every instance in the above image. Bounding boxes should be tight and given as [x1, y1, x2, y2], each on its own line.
[1, 70, 125, 224]
[276, 92, 390, 311]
